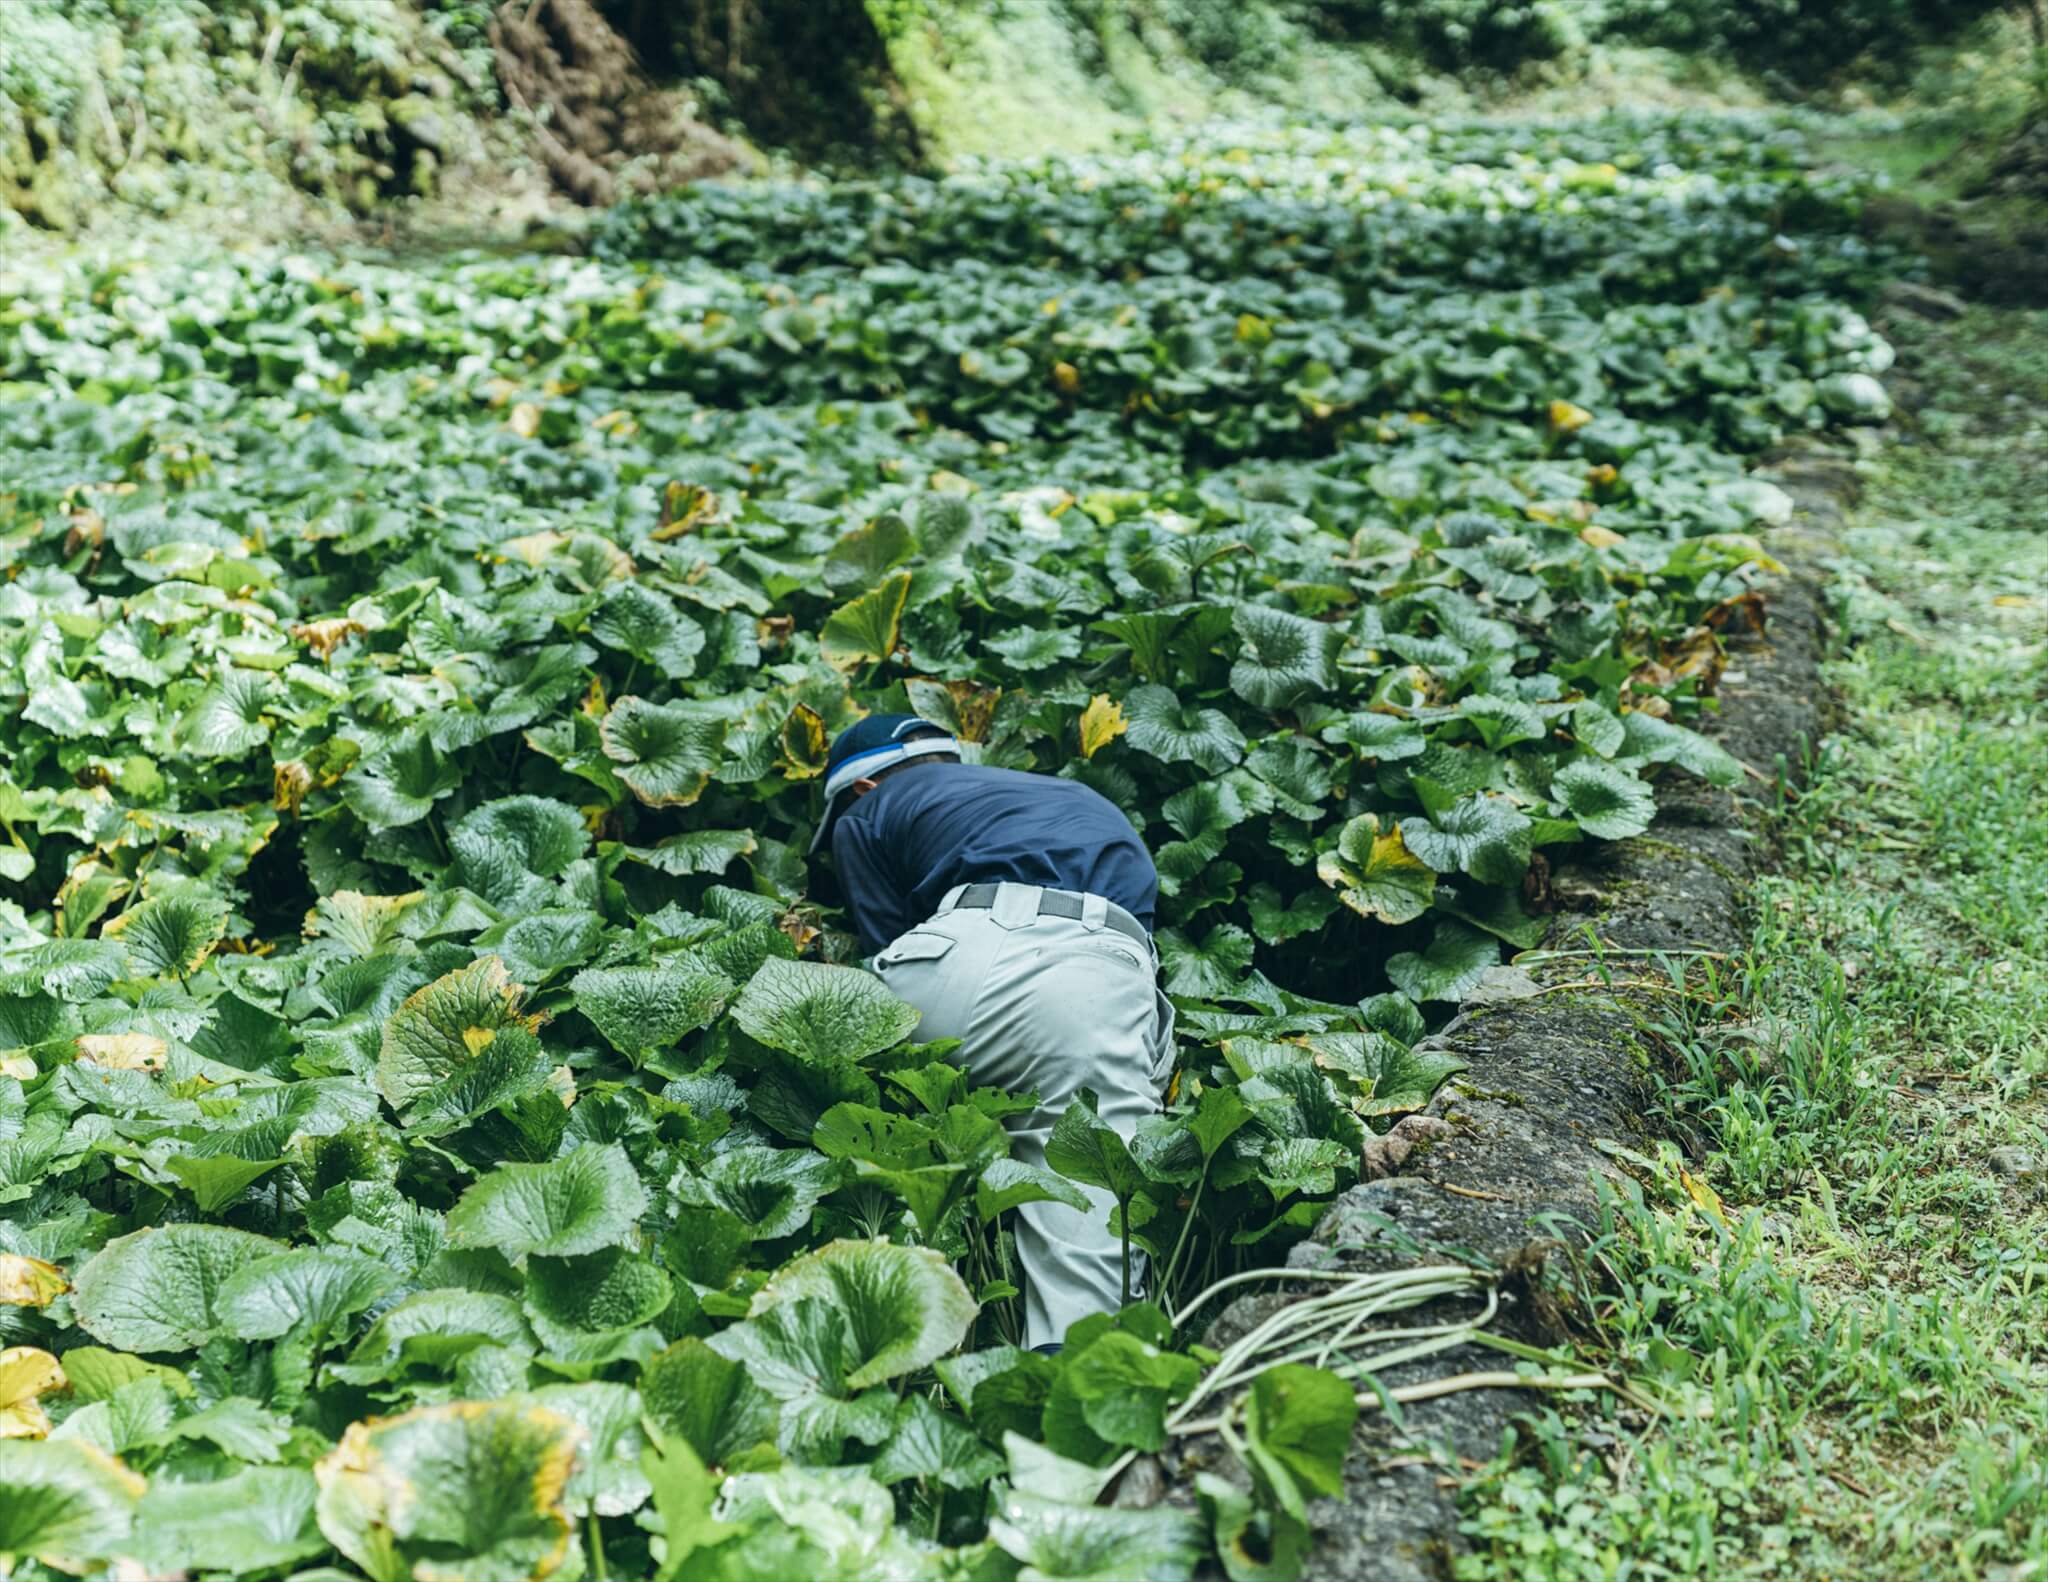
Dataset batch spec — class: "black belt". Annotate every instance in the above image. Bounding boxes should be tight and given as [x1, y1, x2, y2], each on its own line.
[949, 884, 1151, 950]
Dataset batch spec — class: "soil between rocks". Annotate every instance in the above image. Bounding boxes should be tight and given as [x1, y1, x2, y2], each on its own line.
[1163, 445, 1855, 1580]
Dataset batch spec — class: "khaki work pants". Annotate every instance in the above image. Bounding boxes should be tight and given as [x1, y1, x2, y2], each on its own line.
[872, 881, 1175, 1350]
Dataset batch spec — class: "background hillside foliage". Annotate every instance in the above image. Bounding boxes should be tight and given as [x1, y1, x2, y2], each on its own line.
[1, 0, 2039, 225]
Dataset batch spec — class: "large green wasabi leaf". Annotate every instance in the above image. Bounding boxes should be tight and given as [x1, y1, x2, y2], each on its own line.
[823, 513, 916, 594]
[1316, 813, 1435, 925]
[745, 1238, 977, 1390]
[1230, 604, 1341, 710]
[1251, 1136, 1351, 1199]
[477, 642, 596, 738]
[0, 1439, 146, 1572]
[1571, 698, 1627, 758]
[1553, 757, 1659, 839]
[1243, 1363, 1359, 1521]
[571, 961, 734, 1063]
[870, 1393, 1004, 1489]
[1457, 693, 1548, 751]
[1246, 882, 1338, 946]
[475, 911, 609, 987]
[180, 668, 275, 758]
[600, 696, 731, 808]
[975, 1157, 1091, 1222]
[1093, 609, 1185, 679]
[1300, 1031, 1466, 1118]
[986, 625, 1083, 670]
[730, 957, 921, 1064]
[1386, 919, 1498, 1004]
[453, 796, 591, 878]
[164, 1153, 285, 1213]
[1245, 736, 1336, 816]
[624, 830, 758, 876]
[375, 955, 532, 1118]
[990, 1490, 1205, 1582]
[1064, 1331, 1201, 1453]
[130, 1465, 326, 1575]
[0, 939, 128, 1001]
[1233, 1047, 1369, 1156]
[215, 1247, 399, 1342]
[703, 1297, 899, 1461]
[1436, 537, 1542, 601]
[520, 1381, 652, 1519]
[343, 731, 462, 832]
[102, 889, 228, 979]
[447, 1143, 649, 1259]
[1400, 794, 1533, 885]
[819, 571, 911, 671]
[640, 1337, 780, 1472]
[1046, 1096, 1148, 1203]
[1617, 711, 1743, 787]
[71, 1224, 285, 1354]
[314, 1400, 583, 1582]
[398, 1024, 557, 1137]
[1156, 923, 1256, 998]
[328, 1289, 535, 1385]
[711, 1466, 938, 1578]
[524, 1248, 671, 1352]
[1123, 684, 1247, 773]
[674, 1145, 844, 1240]
[588, 581, 705, 679]
[55, 1350, 189, 1405]
[1322, 711, 1428, 762]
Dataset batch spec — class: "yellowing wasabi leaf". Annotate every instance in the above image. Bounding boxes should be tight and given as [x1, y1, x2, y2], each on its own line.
[0, 1347, 68, 1439]
[314, 1400, 584, 1582]
[819, 572, 911, 672]
[1078, 695, 1127, 759]
[1317, 815, 1435, 926]
[73, 1033, 167, 1071]
[0, 1255, 66, 1310]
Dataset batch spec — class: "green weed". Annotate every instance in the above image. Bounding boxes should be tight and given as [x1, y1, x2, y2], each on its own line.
[1455, 304, 2048, 1577]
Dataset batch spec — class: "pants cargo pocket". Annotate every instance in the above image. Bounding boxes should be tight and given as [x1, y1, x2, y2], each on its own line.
[875, 931, 956, 970]
[872, 927, 968, 1041]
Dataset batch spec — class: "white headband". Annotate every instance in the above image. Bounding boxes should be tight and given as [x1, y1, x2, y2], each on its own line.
[822, 733, 960, 802]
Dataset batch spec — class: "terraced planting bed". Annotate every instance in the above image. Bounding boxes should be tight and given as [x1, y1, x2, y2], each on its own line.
[0, 112, 1899, 1579]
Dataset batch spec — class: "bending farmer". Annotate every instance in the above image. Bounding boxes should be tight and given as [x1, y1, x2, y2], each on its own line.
[812, 713, 1171, 1351]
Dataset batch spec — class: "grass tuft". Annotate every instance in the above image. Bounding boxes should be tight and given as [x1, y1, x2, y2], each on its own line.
[1454, 303, 2048, 1578]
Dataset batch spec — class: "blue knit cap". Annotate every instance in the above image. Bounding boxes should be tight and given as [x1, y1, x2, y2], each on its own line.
[809, 713, 957, 853]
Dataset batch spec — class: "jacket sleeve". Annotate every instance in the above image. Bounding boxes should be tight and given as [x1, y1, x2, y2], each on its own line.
[830, 814, 910, 959]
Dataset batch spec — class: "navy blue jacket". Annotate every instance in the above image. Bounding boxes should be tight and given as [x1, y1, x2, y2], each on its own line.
[830, 762, 1158, 957]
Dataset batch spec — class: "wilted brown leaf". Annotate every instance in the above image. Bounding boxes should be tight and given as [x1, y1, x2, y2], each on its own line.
[654, 482, 723, 540]
[274, 760, 313, 816]
[290, 618, 367, 660]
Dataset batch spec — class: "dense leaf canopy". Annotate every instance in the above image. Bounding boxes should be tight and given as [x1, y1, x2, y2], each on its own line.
[0, 110, 1890, 1579]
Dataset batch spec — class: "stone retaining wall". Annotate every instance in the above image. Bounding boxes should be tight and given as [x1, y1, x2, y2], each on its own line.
[1169, 440, 1859, 1580]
